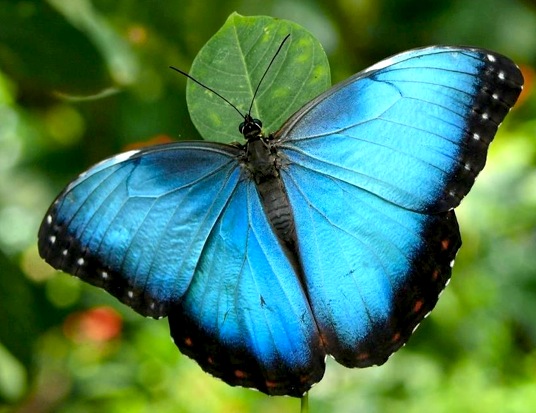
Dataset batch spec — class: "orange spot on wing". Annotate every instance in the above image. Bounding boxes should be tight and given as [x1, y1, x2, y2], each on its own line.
[234, 370, 248, 379]
[300, 375, 311, 384]
[441, 239, 450, 250]
[432, 269, 440, 280]
[265, 380, 279, 391]
[318, 332, 329, 347]
[356, 352, 370, 361]
[413, 300, 424, 313]
[184, 337, 193, 347]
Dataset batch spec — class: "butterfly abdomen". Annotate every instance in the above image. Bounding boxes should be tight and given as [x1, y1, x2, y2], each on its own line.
[245, 138, 297, 250]
[256, 177, 296, 248]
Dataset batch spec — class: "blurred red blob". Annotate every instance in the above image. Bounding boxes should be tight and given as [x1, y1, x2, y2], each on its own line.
[124, 134, 175, 151]
[63, 306, 123, 343]
[517, 64, 534, 107]
[127, 24, 148, 45]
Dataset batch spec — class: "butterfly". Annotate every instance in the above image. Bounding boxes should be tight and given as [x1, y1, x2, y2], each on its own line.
[38, 45, 523, 397]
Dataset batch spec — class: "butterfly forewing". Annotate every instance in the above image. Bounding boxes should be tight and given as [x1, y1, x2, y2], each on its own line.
[38, 143, 243, 318]
[277, 47, 524, 212]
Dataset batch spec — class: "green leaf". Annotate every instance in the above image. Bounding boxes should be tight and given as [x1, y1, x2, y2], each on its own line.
[187, 13, 331, 143]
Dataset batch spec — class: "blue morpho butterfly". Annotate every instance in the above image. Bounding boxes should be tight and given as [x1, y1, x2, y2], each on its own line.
[38, 37, 523, 397]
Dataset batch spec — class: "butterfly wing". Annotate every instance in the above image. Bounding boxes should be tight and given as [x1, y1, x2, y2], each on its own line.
[282, 168, 460, 366]
[277, 47, 524, 213]
[38, 142, 245, 318]
[277, 47, 523, 365]
[168, 178, 324, 397]
[38, 141, 324, 396]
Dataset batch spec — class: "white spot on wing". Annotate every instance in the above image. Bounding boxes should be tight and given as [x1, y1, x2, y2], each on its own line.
[487, 54, 496, 62]
[49, 235, 56, 244]
[77, 258, 84, 266]
[498, 71, 505, 80]
[101, 271, 108, 279]
[127, 290, 134, 298]
[47, 215, 52, 225]
[62, 249, 68, 256]
[473, 133, 480, 141]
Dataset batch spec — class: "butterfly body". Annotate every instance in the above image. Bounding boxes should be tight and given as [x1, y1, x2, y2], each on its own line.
[38, 46, 523, 396]
[240, 120, 298, 250]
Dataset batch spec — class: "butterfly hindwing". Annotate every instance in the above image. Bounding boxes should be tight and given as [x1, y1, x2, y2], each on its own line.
[168, 179, 324, 397]
[282, 166, 460, 366]
[38, 143, 244, 318]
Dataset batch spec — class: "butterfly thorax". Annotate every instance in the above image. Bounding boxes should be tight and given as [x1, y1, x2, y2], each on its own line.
[241, 120, 297, 252]
[240, 114, 279, 183]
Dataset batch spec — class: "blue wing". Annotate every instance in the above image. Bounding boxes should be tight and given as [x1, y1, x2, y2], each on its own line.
[278, 47, 522, 365]
[168, 179, 324, 397]
[38, 142, 244, 318]
[282, 166, 459, 366]
[277, 47, 523, 213]
[38, 142, 325, 396]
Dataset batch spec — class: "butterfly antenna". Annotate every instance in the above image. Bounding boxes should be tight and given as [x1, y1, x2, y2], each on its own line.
[170, 34, 291, 121]
[248, 34, 291, 116]
[169, 66, 245, 119]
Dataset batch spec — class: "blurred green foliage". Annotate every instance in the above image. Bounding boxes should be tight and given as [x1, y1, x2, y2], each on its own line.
[1, 1, 535, 412]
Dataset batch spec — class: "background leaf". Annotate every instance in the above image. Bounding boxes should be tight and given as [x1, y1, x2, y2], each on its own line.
[187, 13, 331, 142]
